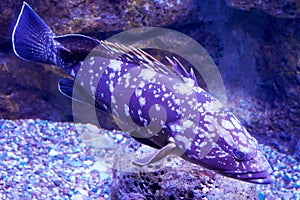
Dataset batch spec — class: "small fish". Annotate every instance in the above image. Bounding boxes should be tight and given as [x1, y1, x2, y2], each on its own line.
[12, 2, 274, 184]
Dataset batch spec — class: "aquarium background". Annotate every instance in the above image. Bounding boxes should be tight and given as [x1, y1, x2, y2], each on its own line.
[0, 0, 299, 199]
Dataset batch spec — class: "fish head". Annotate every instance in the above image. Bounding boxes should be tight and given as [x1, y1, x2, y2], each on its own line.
[211, 136, 274, 184]
[183, 111, 274, 184]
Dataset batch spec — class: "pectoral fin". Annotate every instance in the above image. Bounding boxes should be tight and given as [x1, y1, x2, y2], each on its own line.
[58, 78, 108, 112]
[132, 142, 179, 167]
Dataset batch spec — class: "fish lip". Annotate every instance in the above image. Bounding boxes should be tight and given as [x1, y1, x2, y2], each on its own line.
[220, 168, 275, 184]
[243, 174, 275, 184]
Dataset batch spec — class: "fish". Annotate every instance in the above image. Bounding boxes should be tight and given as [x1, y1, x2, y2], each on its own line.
[12, 2, 274, 184]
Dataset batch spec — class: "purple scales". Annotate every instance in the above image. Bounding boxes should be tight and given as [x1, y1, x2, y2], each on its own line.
[12, 2, 274, 184]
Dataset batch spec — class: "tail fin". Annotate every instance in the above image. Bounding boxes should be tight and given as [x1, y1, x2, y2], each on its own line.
[12, 2, 56, 65]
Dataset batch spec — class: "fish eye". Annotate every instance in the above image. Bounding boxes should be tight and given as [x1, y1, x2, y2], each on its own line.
[232, 148, 247, 161]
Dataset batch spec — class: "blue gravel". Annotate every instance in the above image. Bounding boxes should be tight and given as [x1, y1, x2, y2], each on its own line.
[0, 119, 113, 200]
[258, 145, 300, 199]
[0, 119, 299, 199]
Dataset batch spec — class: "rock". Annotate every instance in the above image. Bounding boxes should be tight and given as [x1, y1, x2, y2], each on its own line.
[0, 0, 196, 38]
[225, 0, 300, 18]
[0, 54, 72, 121]
[111, 140, 258, 199]
[49, 149, 59, 157]
[249, 17, 300, 158]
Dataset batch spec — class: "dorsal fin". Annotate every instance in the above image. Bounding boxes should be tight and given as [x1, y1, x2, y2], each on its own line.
[165, 56, 189, 78]
[100, 41, 179, 78]
[165, 56, 199, 86]
[100, 41, 200, 85]
[189, 68, 198, 86]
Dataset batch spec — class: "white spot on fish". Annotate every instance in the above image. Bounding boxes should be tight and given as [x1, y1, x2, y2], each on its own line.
[135, 89, 142, 97]
[109, 73, 115, 79]
[221, 119, 234, 130]
[71, 69, 75, 77]
[139, 69, 156, 81]
[109, 81, 114, 92]
[139, 97, 146, 107]
[202, 100, 222, 113]
[173, 82, 193, 95]
[182, 120, 193, 129]
[231, 116, 242, 129]
[204, 115, 214, 123]
[123, 73, 131, 88]
[111, 95, 116, 104]
[175, 135, 191, 149]
[124, 104, 130, 116]
[89, 59, 95, 66]
[109, 60, 122, 71]
[204, 123, 215, 132]
[137, 109, 142, 116]
[138, 81, 145, 88]
[90, 86, 96, 95]
[155, 104, 161, 111]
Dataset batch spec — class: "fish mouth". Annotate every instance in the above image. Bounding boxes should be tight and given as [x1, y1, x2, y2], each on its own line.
[221, 167, 275, 184]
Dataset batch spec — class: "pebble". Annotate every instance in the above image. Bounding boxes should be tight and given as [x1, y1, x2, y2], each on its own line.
[294, 181, 300, 188]
[49, 149, 59, 156]
[77, 188, 88, 196]
[69, 160, 83, 167]
[100, 173, 109, 180]
[257, 191, 266, 200]
[278, 161, 286, 169]
[115, 133, 123, 141]
[83, 160, 93, 166]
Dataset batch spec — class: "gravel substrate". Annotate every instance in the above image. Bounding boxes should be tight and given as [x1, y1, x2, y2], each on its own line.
[0, 119, 114, 200]
[0, 119, 299, 199]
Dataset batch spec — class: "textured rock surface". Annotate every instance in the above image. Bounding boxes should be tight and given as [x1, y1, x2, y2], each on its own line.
[221, 15, 300, 160]
[0, 53, 72, 121]
[225, 0, 300, 18]
[110, 139, 258, 200]
[109, 135, 300, 199]
[0, 0, 195, 38]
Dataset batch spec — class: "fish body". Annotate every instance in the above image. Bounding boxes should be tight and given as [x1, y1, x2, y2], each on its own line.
[12, 2, 274, 184]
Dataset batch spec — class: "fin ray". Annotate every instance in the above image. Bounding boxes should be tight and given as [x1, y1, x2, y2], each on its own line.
[101, 41, 179, 77]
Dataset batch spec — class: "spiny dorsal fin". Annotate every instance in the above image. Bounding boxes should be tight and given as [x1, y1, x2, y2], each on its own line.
[165, 56, 189, 78]
[189, 68, 198, 86]
[100, 41, 179, 77]
[100, 41, 199, 84]
[165, 56, 199, 86]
